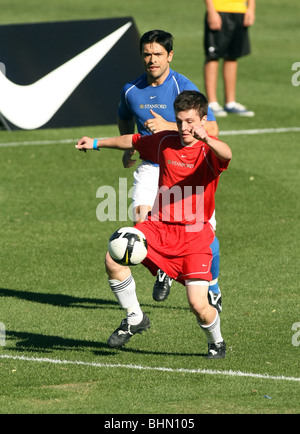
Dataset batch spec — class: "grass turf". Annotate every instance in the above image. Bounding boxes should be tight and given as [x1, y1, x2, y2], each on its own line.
[0, 0, 299, 415]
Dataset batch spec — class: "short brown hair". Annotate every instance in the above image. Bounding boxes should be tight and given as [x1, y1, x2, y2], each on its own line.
[174, 91, 208, 119]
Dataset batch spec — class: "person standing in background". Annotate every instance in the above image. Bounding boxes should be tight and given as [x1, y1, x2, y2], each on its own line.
[203, 0, 256, 117]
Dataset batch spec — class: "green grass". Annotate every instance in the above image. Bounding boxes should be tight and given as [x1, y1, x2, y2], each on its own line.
[0, 0, 299, 415]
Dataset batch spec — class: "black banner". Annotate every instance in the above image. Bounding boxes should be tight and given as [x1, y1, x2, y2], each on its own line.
[0, 18, 143, 130]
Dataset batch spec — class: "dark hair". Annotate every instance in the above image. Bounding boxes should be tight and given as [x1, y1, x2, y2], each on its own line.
[139, 30, 174, 54]
[174, 91, 208, 119]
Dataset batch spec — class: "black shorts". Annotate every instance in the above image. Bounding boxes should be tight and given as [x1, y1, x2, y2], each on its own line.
[204, 12, 251, 60]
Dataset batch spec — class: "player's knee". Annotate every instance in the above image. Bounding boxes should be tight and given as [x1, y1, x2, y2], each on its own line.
[189, 298, 210, 319]
[105, 251, 131, 281]
[134, 205, 151, 224]
[134, 216, 144, 225]
[105, 251, 121, 275]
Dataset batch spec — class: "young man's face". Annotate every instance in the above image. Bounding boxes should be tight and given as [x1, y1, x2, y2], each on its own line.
[176, 109, 206, 146]
[142, 42, 173, 85]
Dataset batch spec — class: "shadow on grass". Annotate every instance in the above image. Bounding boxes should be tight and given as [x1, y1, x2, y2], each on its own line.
[0, 287, 118, 309]
[1, 287, 201, 357]
[5, 330, 206, 358]
[0, 287, 190, 311]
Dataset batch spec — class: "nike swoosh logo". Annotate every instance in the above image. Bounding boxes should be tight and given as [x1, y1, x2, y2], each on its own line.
[0, 22, 132, 129]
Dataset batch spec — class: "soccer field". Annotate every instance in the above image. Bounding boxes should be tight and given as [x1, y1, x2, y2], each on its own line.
[0, 0, 299, 415]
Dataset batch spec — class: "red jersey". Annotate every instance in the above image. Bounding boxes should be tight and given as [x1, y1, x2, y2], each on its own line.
[132, 131, 229, 226]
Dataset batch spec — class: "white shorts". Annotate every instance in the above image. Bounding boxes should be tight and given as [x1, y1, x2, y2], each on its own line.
[132, 161, 159, 209]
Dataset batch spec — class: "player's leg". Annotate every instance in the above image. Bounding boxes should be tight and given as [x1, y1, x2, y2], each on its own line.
[185, 279, 226, 359]
[105, 252, 150, 347]
[133, 204, 152, 225]
[204, 59, 228, 117]
[204, 59, 219, 105]
[223, 59, 238, 105]
[223, 14, 254, 116]
[132, 162, 173, 302]
[208, 236, 222, 313]
[204, 11, 228, 117]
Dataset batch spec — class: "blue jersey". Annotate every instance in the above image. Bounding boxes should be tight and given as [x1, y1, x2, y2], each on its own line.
[118, 69, 216, 135]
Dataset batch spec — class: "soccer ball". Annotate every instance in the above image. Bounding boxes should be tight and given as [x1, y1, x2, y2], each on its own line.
[108, 227, 148, 266]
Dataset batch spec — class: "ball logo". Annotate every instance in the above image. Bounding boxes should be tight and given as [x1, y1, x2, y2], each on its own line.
[108, 227, 148, 266]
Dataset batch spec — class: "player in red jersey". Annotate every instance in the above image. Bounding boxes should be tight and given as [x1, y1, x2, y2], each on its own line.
[76, 91, 232, 359]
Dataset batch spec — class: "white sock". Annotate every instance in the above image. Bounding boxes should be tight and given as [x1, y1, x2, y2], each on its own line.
[225, 101, 236, 108]
[108, 275, 143, 325]
[198, 311, 223, 344]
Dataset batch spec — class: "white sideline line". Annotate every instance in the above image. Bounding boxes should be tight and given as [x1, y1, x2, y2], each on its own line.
[0, 354, 299, 382]
[0, 127, 300, 148]
[219, 127, 300, 136]
[0, 138, 76, 148]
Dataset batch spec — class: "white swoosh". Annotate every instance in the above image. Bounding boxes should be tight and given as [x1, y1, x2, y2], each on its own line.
[0, 22, 132, 129]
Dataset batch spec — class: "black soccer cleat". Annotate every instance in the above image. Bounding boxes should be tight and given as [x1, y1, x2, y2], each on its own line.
[153, 269, 173, 302]
[207, 341, 226, 359]
[208, 289, 222, 313]
[107, 313, 150, 348]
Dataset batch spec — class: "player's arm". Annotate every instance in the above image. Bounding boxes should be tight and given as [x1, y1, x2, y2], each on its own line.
[205, 0, 222, 30]
[76, 135, 134, 152]
[205, 120, 218, 137]
[244, 0, 256, 26]
[118, 116, 137, 168]
[191, 127, 232, 161]
[205, 135, 232, 161]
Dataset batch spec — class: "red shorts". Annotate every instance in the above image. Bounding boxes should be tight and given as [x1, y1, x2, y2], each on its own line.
[134, 220, 215, 286]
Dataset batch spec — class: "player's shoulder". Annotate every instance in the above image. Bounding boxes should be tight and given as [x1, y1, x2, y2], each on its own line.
[156, 130, 181, 147]
[122, 73, 148, 92]
[158, 130, 180, 138]
[169, 69, 199, 91]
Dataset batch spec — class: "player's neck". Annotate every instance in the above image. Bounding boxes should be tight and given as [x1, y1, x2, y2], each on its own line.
[181, 139, 198, 148]
[147, 67, 170, 87]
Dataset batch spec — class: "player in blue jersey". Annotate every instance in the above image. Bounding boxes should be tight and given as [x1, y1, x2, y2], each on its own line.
[118, 30, 221, 311]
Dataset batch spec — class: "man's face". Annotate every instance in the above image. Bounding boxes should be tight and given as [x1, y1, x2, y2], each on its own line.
[176, 109, 206, 146]
[142, 42, 173, 85]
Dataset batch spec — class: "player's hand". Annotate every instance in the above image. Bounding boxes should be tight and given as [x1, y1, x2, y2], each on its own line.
[243, 10, 255, 27]
[190, 126, 209, 142]
[207, 10, 222, 30]
[144, 109, 169, 134]
[75, 136, 93, 152]
[122, 148, 137, 168]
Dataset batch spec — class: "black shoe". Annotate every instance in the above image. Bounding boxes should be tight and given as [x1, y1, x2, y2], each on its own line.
[107, 313, 150, 348]
[208, 289, 222, 313]
[153, 270, 173, 302]
[207, 341, 226, 359]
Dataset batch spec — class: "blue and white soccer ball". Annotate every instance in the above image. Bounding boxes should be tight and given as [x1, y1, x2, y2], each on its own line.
[108, 227, 148, 266]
